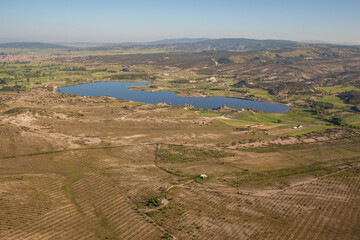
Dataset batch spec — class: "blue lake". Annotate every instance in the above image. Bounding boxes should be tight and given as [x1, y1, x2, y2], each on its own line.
[58, 81, 290, 113]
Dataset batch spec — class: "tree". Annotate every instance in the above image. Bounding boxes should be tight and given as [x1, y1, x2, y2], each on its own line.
[329, 117, 344, 126]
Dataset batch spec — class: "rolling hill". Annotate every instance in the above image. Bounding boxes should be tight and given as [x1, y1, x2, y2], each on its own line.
[168, 38, 297, 51]
[85, 38, 298, 52]
[0, 42, 69, 49]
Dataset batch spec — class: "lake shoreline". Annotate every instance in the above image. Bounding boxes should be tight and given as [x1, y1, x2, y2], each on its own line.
[58, 81, 290, 113]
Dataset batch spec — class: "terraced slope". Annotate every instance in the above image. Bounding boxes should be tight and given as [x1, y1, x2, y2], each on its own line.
[0, 147, 168, 240]
[150, 163, 360, 239]
[0, 90, 359, 239]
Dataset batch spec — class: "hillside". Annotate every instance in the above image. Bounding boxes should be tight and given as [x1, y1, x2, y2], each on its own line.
[0, 37, 360, 239]
[116, 38, 210, 46]
[1, 38, 358, 53]
[84, 38, 297, 53]
[169, 38, 297, 51]
[0, 42, 69, 49]
[5, 38, 357, 55]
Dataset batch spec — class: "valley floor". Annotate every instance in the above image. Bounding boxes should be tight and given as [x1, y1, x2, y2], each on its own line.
[0, 89, 359, 239]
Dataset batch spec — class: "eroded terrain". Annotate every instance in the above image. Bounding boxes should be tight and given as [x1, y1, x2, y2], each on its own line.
[1, 89, 359, 239]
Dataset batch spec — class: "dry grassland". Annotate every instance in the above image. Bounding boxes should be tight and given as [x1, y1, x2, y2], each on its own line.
[0, 89, 359, 239]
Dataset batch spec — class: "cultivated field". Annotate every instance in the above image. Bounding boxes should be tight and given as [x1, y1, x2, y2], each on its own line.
[1, 42, 360, 239]
[0, 87, 359, 239]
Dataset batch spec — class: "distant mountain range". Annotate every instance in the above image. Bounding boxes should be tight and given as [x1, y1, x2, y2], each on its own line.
[0, 38, 358, 51]
[57, 38, 211, 48]
[116, 38, 211, 46]
[301, 40, 358, 45]
[81, 38, 298, 52]
[166, 38, 296, 51]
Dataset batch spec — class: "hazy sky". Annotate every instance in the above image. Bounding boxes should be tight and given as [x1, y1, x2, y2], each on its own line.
[1, 0, 359, 43]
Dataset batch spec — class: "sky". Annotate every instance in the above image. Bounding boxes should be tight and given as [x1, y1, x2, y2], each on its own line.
[0, 0, 359, 44]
